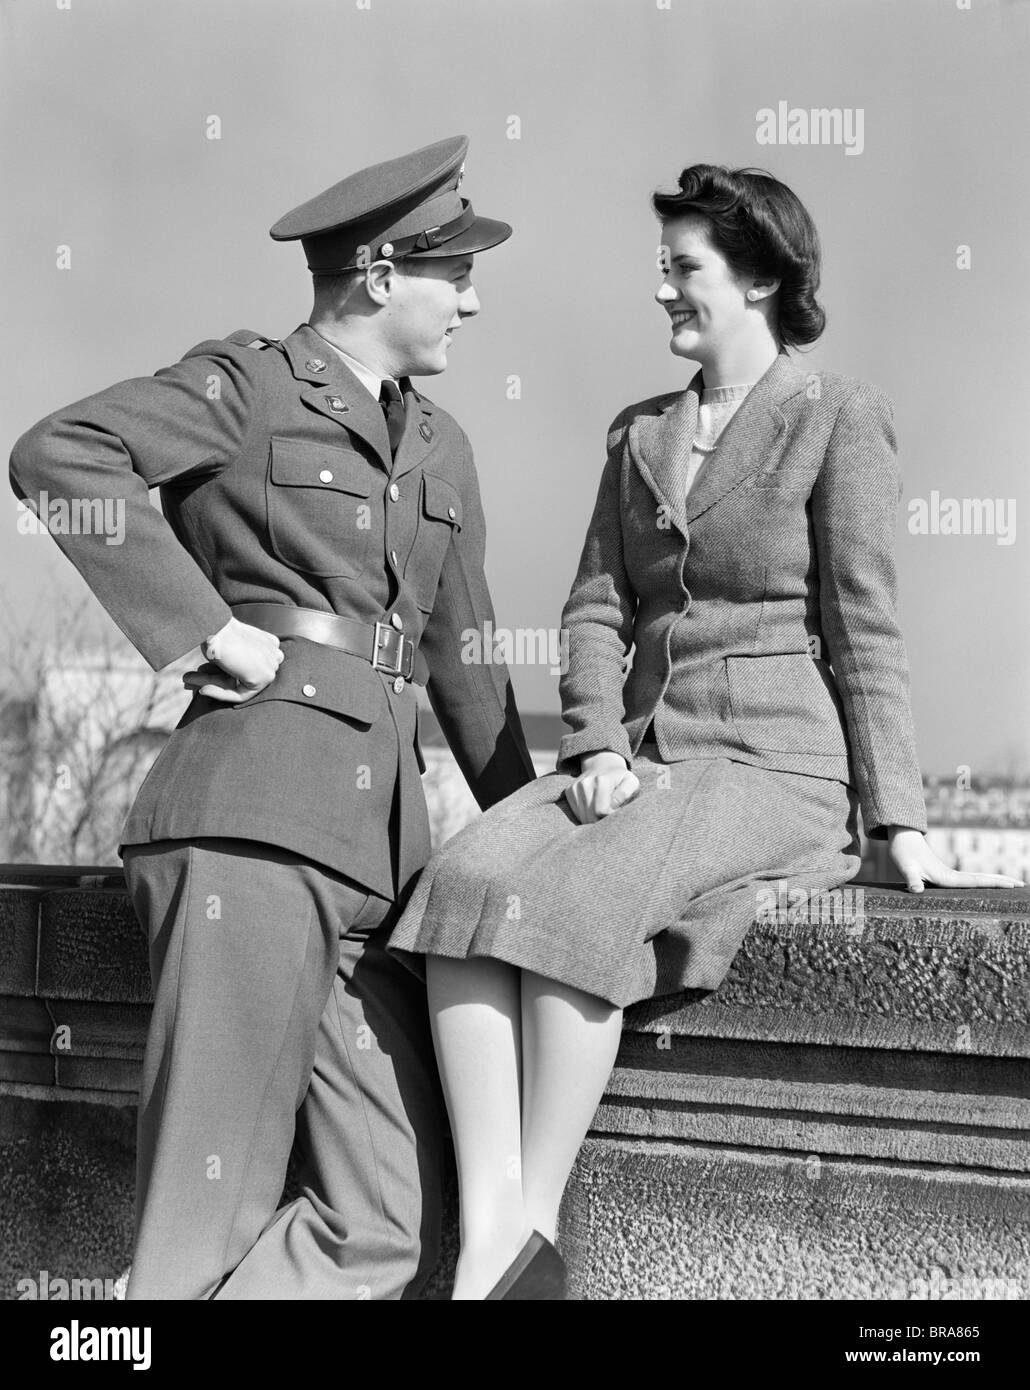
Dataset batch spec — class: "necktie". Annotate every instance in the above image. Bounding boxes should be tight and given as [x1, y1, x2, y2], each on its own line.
[379, 379, 406, 458]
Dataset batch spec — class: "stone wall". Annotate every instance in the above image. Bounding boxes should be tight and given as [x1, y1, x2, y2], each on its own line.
[1, 868, 1027, 1300]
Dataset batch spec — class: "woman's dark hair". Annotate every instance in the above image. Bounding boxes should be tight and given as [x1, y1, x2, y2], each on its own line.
[652, 164, 825, 349]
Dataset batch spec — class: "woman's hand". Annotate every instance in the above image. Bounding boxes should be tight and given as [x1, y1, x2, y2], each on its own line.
[564, 751, 640, 825]
[888, 826, 1025, 893]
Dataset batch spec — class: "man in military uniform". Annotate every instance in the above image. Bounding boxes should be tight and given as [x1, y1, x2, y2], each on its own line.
[10, 136, 536, 1299]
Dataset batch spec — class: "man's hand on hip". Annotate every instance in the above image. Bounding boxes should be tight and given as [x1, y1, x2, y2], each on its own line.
[183, 617, 284, 704]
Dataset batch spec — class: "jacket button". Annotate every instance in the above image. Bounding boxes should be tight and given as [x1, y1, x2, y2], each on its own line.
[302, 683, 317, 697]
[390, 549, 399, 565]
[447, 506, 456, 519]
[389, 483, 400, 502]
[392, 677, 405, 694]
[390, 613, 404, 631]
[319, 469, 334, 484]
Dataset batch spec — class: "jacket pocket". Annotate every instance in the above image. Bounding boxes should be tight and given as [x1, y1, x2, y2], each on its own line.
[266, 436, 374, 579]
[408, 470, 463, 612]
[725, 652, 848, 756]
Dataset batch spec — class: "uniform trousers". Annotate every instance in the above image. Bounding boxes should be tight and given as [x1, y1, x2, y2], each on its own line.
[121, 837, 445, 1300]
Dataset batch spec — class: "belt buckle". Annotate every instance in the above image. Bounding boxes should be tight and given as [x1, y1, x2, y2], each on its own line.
[372, 621, 412, 680]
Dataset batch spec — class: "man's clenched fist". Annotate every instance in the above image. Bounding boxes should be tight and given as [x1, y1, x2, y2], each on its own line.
[182, 617, 284, 704]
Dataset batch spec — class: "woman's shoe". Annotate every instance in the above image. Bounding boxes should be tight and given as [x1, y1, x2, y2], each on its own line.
[484, 1230, 567, 1300]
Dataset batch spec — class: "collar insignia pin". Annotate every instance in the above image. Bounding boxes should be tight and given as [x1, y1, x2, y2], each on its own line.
[419, 422, 433, 441]
[305, 358, 327, 373]
[326, 395, 349, 412]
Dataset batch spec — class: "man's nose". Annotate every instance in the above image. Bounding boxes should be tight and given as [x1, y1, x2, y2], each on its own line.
[458, 287, 481, 318]
[655, 282, 678, 304]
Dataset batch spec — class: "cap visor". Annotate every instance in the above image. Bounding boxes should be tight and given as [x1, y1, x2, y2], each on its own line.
[411, 215, 512, 258]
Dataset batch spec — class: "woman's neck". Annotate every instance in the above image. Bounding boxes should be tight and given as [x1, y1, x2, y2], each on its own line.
[697, 338, 781, 390]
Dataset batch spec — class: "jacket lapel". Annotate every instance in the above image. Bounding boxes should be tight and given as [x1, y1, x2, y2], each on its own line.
[280, 325, 393, 472]
[628, 352, 809, 537]
[628, 381, 699, 540]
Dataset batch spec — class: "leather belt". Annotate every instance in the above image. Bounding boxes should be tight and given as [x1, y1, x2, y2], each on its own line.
[231, 603, 428, 685]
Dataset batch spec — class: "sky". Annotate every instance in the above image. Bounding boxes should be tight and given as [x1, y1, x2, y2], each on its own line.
[1, 0, 1028, 776]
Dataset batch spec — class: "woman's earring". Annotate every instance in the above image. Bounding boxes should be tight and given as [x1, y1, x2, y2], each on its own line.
[746, 289, 760, 302]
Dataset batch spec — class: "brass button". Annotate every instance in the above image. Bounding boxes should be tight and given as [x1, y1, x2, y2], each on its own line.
[319, 469, 334, 484]
[302, 684, 317, 697]
[447, 506, 456, 519]
[390, 549, 399, 565]
[390, 613, 403, 630]
[392, 676, 405, 694]
[389, 483, 400, 502]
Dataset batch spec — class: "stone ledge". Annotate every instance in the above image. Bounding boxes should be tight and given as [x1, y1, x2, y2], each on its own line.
[2, 870, 1028, 1101]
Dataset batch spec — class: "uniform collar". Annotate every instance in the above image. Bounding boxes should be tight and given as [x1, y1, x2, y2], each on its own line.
[305, 331, 402, 403]
[278, 323, 437, 478]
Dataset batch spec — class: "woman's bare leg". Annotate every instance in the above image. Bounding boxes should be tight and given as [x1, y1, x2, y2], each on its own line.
[425, 955, 532, 1300]
[426, 957, 623, 1297]
[519, 970, 624, 1240]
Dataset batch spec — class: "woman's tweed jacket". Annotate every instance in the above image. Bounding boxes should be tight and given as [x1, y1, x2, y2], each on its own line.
[556, 351, 928, 841]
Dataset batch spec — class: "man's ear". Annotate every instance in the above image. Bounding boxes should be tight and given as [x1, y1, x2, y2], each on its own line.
[364, 261, 396, 307]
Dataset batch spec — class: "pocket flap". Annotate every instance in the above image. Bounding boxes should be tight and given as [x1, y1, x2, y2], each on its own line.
[422, 472, 463, 528]
[270, 437, 372, 497]
[237, 637, 383, 724]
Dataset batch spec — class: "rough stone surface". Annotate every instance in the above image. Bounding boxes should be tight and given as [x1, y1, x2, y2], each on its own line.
[561, 1140, 1030, 1301]
[0, 889, 40, 997]
[0, 1097, 134, 1301]
[38, 890, 150, 1003]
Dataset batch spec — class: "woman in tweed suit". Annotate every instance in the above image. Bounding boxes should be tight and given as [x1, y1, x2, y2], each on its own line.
[388, 165, 1023, 1299]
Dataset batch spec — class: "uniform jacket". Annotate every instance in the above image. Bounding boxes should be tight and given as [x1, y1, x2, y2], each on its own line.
[556, 351, 928, 841]
[10, 323, 536, 897]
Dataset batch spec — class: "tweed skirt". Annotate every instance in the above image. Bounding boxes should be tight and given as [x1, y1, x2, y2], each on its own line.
[386, 750, 862, 1007]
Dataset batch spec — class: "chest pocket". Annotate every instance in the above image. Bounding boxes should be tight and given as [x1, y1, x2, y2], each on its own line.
[751, 437, 826, 492]
[266, 436, 374, 579]
[407, 471, 463, 612]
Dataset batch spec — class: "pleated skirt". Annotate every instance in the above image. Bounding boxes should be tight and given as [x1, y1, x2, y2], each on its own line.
[386, 749, 862, 1008]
